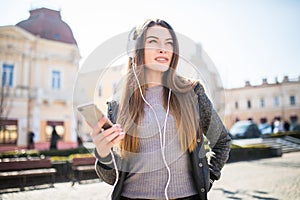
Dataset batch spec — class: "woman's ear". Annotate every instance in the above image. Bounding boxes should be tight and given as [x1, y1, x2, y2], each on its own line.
[127, 39, 136, 58]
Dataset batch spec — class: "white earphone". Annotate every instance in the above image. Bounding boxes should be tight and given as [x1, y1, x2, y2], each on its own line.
[127, 26, 172, 200]
[109, 26, 172, 200]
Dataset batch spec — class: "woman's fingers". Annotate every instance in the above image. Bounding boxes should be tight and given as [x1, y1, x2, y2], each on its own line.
[111, 132, 126, 145]
[89, 117, 126, 158]
[103, 128, 125, 145]
[101, 124, 122, 137]
[104, 130, 122, 143]
[91, 117, 109, 137]
[90, 119, 125, 145]
[94, 130, 125, 158]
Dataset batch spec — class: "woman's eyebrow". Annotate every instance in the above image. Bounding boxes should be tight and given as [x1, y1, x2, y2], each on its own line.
[146, 36, 173, 41]
[146, 36, 159, 40]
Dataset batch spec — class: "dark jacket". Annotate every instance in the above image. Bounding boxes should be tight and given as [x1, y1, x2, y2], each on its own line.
[94, 82, 231, 200]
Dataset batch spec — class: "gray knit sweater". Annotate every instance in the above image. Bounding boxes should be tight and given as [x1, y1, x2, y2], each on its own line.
[95, 81, 231, 200]
[121, 86, 197, 199]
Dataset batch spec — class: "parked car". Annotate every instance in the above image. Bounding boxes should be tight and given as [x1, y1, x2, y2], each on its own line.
[229, 120, 261, 139]
[258, 123, 272, 134]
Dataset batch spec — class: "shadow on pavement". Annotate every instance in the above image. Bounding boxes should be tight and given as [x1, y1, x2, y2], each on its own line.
[213, 188, 279, 200]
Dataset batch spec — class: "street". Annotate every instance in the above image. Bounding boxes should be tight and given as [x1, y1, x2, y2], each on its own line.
[1, 151, 300, 200]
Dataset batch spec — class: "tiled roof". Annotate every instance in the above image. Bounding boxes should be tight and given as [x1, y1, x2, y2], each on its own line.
[16, 7, 77, 45]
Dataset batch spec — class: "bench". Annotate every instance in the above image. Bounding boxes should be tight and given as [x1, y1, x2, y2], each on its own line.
[71, 156, 98, 184]
[0, 158, 56, 191]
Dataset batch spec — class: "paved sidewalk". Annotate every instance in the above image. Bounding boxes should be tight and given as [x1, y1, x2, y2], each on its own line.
[1, 152, 300, 200]
[208, 151, 300, 200]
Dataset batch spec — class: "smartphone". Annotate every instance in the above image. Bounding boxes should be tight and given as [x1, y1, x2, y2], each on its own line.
[77, 102, 113, 129]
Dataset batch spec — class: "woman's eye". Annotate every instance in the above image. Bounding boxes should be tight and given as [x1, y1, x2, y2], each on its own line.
[166, 42, 173, 46]
[148, 40, 157, 43]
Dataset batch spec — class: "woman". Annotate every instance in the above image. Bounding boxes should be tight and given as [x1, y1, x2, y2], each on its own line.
[91, 19, 231, 200]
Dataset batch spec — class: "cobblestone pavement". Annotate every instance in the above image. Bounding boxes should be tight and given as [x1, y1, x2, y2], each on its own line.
[208, 151, 300, 200]
[1, 152, 300, 200]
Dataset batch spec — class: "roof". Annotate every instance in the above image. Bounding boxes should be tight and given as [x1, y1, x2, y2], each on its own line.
[16, 7, 77, 45]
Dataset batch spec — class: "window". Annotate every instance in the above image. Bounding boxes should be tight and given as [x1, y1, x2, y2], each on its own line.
[0, 119, 18, 144]
[54, 33, 60, 40]
[290, 96, 296, 106]
[274, 96, 279, 107]
[235, 102, 239, 109]
[46, 121, 64, 142]
[2, 64, 14, 87]
[260, 98, 265, 108]
[247, 100, 251, 109]
[52, 70, 61, 89]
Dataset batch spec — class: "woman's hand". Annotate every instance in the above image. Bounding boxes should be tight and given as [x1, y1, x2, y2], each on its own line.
[90, 117, 125, 158]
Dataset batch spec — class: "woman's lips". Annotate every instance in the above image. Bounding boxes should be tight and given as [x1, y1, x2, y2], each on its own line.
[155, 57, 169, 63]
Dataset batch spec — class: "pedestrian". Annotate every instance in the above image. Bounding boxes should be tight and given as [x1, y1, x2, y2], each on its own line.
[283, 120, 290, 132]
[50, 126, 60, 150]
[90, 19, 231, 200]
[77, 135, 83, 148]
[290, 115, 300, 131]
[27, 131, 35, 149]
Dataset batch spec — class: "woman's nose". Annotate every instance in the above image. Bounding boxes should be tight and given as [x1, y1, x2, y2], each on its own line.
[158, 43, 167, 53]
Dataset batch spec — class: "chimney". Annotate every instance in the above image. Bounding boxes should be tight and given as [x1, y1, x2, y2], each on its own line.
[283, 76, 289, 83]
[262, 78, 268, 85]
[245, 80, 251, 87]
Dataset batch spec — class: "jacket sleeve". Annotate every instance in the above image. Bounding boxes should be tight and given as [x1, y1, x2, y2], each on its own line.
[93, 100, 120, 185]
[196, 82, 231, 181]
[94, 150, 117, 185]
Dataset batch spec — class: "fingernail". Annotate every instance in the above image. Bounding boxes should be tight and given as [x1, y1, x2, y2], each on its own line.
[113, 124, 121, 128]
[119, 132, 125, 136]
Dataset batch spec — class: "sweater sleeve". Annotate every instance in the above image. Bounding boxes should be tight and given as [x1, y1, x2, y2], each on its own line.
[94, 151, 117, 185]
[195, 82, 231, 180]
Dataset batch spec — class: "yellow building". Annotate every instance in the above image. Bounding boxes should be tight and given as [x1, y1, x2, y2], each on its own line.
[0, 7, 80, 147]
[224, 76, 300, 129]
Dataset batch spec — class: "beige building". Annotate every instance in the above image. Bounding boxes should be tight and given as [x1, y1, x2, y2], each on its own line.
[0, 8, 80, 147]
[2, 7, 298, 148]
[224, 76, 300, 129]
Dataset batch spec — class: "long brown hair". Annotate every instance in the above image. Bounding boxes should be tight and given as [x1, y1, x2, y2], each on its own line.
[117, 19, 200, 157]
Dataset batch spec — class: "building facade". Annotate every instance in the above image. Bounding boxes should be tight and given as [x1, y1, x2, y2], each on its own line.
[224, 76, 300, 129]
[0, 8, 80, 147]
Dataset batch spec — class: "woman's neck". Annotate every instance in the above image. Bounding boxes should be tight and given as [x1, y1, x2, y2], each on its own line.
[145, 68, 163, 87]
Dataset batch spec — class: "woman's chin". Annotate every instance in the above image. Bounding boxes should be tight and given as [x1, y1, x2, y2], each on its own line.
[146, 64, 169, 72]
[159, 65, 169, 72]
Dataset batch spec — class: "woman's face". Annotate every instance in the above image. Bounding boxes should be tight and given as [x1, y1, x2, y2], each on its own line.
[143, 25, 174, 73]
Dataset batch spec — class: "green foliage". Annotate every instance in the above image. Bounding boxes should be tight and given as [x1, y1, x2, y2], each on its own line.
[0, 147, 90, 159]
[50, 156, 69, 162]
[265, 130, 300, 138]
[39, 147, 89, 157]
[0, 149, 40, 159]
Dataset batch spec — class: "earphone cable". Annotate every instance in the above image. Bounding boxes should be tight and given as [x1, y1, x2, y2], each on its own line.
[132, 58, 171, 200]
[106, 150, 119, 199]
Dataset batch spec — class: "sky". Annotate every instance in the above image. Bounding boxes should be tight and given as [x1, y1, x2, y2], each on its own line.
[0, 0, 299, 88]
